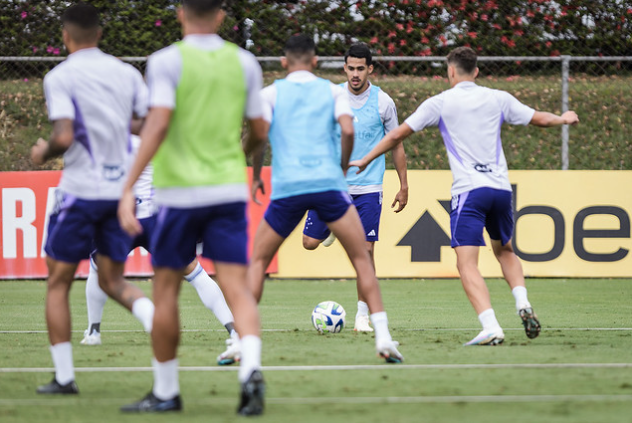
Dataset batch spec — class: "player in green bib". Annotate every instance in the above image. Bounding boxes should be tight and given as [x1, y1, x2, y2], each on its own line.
[118, 0, 267, 416]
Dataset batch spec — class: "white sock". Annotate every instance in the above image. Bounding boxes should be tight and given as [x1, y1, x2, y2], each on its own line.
[132, 297, 155, 333]
[86, 259, 107, 332]
[356, 301, 369, 319]
[230, 329, 239, 342]
[512, 286, 531, 311]
[152, 358, 179, 400]
[238, 335, 261, 383]
[50, 342, 75, 385]
[478, 309, 502, 332]
[370, 311, 392, 344]
[185, 263, 235, 327]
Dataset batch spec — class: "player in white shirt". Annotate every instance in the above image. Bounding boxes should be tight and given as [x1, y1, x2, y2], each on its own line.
[80, 135, 241, 366]
[350, 46, 579, 346]
[30, 3, 153, 395]
[301, 43, 409, 332]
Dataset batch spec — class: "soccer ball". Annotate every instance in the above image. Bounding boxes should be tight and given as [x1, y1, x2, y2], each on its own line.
[311, 301, 346, 334]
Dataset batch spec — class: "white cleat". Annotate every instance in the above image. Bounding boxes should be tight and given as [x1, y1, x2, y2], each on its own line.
[464, 329, 505, 346]
[217, 338, 241, 366]
[376, 339, 404, 363]
[322, 232, 336, 247]
[80, 329, 101, 346]
[354, 315, 374, 332]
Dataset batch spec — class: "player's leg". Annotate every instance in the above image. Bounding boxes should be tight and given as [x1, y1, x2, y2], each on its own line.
[81, 255, 106, 345]
[302, 209, 330, 250]
[324, 195, 403, 363]
[451, 189, 504, 346]
[486, 189, 540, 339]
[201, 202, 265, 416]
[183, 258, 240, 365]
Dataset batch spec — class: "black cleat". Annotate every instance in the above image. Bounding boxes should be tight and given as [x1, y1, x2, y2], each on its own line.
[36, 378, 79, 395]
[120, 392, 182, 413]
[237, 370, 265, 416]
[519, 307, 541, 339]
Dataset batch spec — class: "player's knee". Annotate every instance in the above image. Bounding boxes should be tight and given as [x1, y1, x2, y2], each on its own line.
[302, 235, 320, 250]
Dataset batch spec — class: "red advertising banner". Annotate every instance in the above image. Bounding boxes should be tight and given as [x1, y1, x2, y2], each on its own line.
[0, 168, 276, 279]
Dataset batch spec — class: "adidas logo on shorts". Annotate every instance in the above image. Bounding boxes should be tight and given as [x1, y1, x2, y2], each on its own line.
[367, 230, 376, 237]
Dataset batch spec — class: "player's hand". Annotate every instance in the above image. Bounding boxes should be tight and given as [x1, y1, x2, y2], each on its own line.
[348, 159, 367, 174]
[562, 111, 579, 125]
[118, 188, 142, 237]
[251, 178, 265, 205]
[392, 186, 408, 213]
[31, 138, 49, 166]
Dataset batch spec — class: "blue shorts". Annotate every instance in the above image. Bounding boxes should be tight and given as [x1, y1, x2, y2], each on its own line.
[151, 202, 248, 269]
[265, 191, 353, 238]
[90, 215, 156, 262]
[303, 192, 382, 242]
[45, 192, 133, 263]
[450, 187, 514, 247]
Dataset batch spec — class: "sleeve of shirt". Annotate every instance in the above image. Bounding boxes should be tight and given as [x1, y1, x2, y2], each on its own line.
[43, 70, 75, 121]
[379, 91, 399, 133]
[497, 90, 535, 125]
[260, 85, 276, 123]
[145, 46, 181, 110]
[331, 84, 353, 120]
[130, 67, 149, 118]
[238, 50, 264, 119]
[404, 93, 444, 132]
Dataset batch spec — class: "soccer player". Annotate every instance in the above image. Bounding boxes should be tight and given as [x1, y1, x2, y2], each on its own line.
[350, 46, 579, 346]
[81, 135, 241, 366]
[249, 34, 404, 363]
[117, 0, 267, 415]
[301, 43, 409, 332]
[30, 3, 152, 394]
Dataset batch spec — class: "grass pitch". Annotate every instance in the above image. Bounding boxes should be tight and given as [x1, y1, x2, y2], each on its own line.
[0, 278, 631, 422]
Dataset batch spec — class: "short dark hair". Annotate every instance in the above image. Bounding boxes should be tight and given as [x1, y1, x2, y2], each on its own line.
[61, 2, 100, 30]
[182, 0, 223, 15]
[284, 34, 316, 65]
[446, 46, 477, 75]
[345, 43, 372, 66]
[61, 3, 100, 43]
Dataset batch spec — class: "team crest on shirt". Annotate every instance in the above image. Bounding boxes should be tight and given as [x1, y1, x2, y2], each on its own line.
[474, 163, 493, 173]
[102, 164, 125, 181]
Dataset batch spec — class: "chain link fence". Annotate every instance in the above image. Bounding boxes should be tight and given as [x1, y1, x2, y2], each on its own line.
[1, 0, 631, 170]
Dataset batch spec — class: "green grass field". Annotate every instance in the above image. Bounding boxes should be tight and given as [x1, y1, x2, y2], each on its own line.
[1, 278, 631, 422]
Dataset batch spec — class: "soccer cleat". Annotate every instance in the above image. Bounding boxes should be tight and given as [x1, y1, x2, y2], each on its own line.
[237, 370, 265, 416]
[519, 307, 541, 339]
[464, 329, 505, 346]
[217, 338, 241, 366]
[354, 315, 374, 332]
[80, 329, 102, 346]
[322, 232, 336, 247]
[376, 339, 404, 363]
[120, 392, 182, 413]
[36, 378, 79, 395]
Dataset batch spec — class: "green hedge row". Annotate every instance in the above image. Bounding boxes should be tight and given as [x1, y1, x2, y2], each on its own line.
[2, 0, 631, 59]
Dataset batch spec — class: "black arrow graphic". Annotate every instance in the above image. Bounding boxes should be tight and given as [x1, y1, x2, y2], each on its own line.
[397, 210, 451, 262]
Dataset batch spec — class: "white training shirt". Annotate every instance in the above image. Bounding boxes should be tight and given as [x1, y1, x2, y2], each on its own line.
[404, 81, 535, 195]
[260, 70, 353, 124]
[129, 135, 155, 220]
[145, 34, 264, 207]
[44, 48, 148, 200]
[342, 81, 399, 195]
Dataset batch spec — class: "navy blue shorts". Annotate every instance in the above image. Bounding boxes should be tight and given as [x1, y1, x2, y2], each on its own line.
[45, 192, 133, 263]
[450, 187, 514, 247]
[265, 191, 352, 238]
[303, 192, 382, 242]
[151, 202, 248, 269]
[90, 215, 156, 262]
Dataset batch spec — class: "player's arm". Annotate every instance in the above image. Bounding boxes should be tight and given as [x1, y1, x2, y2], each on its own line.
[119, 107, 172, 236]
[247, 117, 269, 205]
[391, 142, 409, 213]
[339, 114, 354, 172]
[350, 123, 413, 173]
[31, 119, 74, 166]
[530, 111, 579, 127]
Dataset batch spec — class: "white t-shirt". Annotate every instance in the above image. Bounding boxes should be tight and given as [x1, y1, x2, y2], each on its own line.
[44, 48, 148, 200]
[342, 82, 399, 195]
[260, 70, 353, 124]
[405, 81, 535, 195]
[145, 34, 264, 207]
[129, 135, 155, 220]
